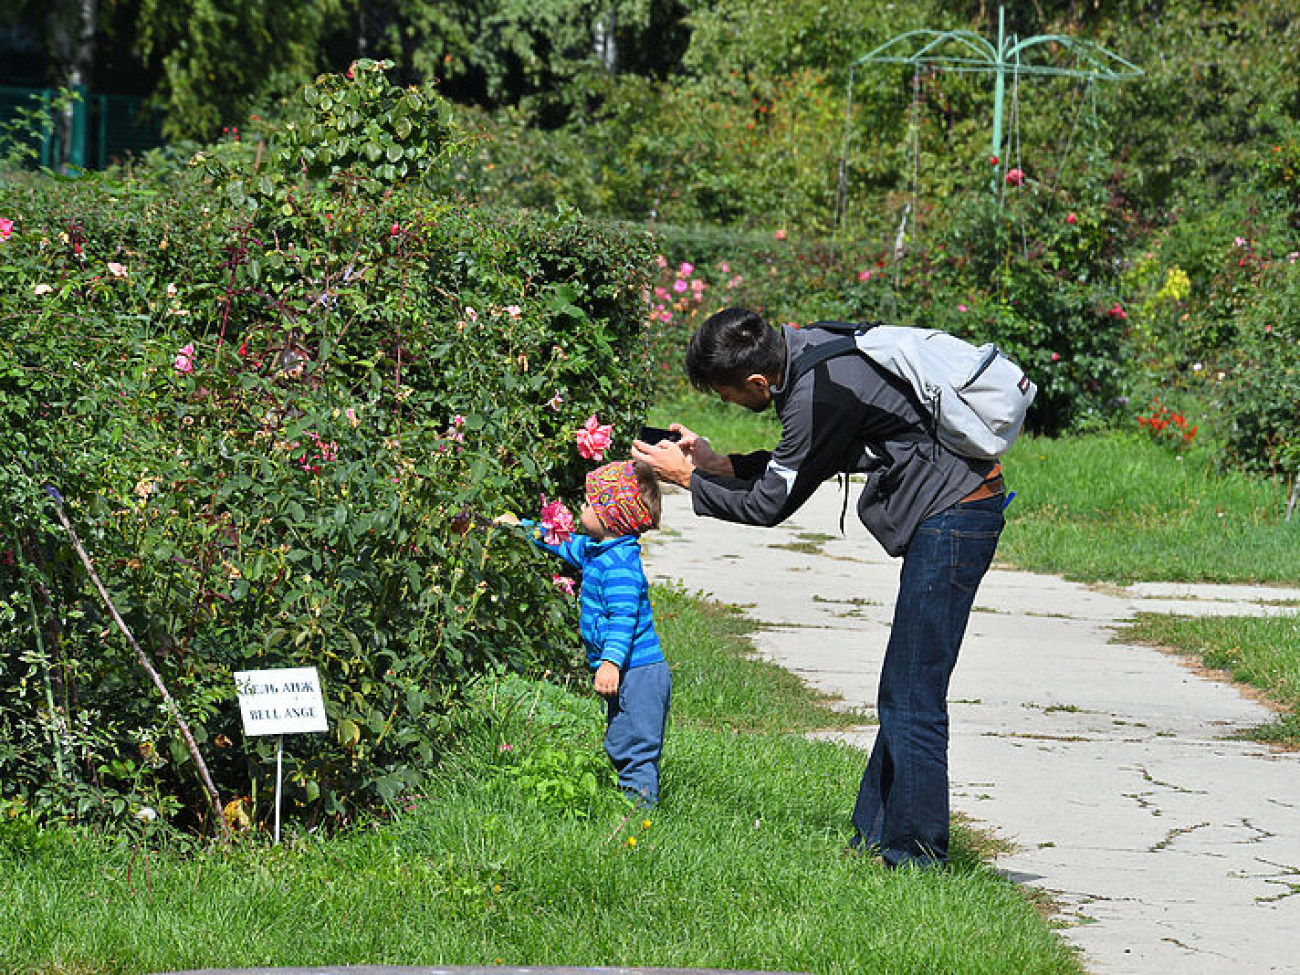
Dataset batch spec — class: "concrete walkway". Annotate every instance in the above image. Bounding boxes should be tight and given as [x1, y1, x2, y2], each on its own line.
[641, 484, 1300, 975]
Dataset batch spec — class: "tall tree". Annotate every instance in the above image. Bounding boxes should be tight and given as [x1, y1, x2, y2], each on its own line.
[135, 0, 348, 140]
[359, 0, 689, 121]
[1, 0, 98, 88]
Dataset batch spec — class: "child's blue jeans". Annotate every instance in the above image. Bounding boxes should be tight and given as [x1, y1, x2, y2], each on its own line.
[604, 660, 672, 806]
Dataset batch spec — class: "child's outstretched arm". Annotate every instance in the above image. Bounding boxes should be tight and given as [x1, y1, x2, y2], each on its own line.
[510, 518, 587, 570]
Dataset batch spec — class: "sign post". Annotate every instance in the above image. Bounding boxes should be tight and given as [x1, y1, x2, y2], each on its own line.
[233, 667, 329, 844]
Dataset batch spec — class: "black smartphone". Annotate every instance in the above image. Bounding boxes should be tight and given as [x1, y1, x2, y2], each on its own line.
[637, 425, 682, 444]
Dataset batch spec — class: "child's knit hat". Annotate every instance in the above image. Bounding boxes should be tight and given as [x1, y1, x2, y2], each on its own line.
[585, 460, 653, 536]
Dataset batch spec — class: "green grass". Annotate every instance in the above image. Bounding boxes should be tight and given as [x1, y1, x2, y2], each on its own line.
[1123, 613, 1300, 745]
[999, 432, 1300, 585]
[656, 584, 871, 731]
[0, 590, 1081, 975]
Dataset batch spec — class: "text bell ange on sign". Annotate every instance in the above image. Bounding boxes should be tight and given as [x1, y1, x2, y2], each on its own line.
[234, 667, 329, 736]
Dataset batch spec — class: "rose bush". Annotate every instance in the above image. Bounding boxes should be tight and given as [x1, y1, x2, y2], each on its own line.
[0, 65, 655, 834]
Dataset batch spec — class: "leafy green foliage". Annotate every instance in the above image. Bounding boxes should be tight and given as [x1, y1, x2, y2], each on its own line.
[135, 0, 349, 140]
[0, 66, 655, 833]
[1223, 260, 1300, 475]
[500, 745, 620, 819]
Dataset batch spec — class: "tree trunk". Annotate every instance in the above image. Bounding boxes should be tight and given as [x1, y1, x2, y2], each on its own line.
[48, 0, 97, 169]
[594, 8, 617, 74]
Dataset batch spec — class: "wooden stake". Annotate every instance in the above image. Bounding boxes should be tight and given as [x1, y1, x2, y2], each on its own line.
[45, 486, 233, 840]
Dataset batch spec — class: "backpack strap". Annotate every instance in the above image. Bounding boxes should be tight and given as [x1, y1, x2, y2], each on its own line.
[783, 321, 881, 388]
[786, 320, 935, 445]
[784, 334, 858, 388]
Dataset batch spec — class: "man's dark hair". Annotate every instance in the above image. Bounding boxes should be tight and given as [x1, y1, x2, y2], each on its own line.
[685, 307, 785, 392]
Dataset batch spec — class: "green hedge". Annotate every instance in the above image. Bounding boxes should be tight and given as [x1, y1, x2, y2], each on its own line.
[0, 66, 655, 835]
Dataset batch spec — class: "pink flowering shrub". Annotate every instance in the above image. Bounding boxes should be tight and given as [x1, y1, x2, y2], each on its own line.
[0, 65, 655, 834]
[172, 342, 196, 374]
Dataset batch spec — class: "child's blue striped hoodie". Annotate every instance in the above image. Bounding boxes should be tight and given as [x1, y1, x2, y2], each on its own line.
[527, 526, 663, 671]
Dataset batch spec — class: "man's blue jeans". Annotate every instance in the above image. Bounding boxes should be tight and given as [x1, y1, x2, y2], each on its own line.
[851, 494, 1005, 868]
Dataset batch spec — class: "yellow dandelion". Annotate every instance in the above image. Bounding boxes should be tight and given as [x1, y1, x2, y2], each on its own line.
[626, 836, 637, 848]
[642, 819, 652, 830]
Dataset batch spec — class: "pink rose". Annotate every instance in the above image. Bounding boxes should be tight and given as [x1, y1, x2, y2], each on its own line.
[0, 218, 13, 240]
[552, 574, 576, 597]
[1005, 168, 1025, 187]
[173, 342, 195, 374]
[774, 229, 787, 240]
[672, 279, 688, 293]
[540, 496, 575, 545]
[576, 413, 613, 461]
[1066, 212, 1077, 225]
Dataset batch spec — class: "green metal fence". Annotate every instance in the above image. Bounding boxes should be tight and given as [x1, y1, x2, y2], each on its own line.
[0, 85, 165, 170]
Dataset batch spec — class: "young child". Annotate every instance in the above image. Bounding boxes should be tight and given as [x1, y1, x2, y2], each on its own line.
[518, 459, 671, 806]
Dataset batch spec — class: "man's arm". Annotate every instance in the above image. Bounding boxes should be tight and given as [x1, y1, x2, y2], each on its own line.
[692, 377, 864, 527]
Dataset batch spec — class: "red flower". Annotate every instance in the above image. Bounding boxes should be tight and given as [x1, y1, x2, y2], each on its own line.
[1066, 213, 1077, 225]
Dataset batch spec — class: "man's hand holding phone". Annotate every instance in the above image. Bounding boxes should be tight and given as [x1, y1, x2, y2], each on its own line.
[632, 422, 732, 487]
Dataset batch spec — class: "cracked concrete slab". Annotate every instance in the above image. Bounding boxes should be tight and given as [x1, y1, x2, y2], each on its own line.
[643, 483, 1300, 975]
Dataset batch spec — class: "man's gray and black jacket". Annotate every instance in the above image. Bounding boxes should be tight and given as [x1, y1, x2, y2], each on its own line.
[689, 324, 998, 557]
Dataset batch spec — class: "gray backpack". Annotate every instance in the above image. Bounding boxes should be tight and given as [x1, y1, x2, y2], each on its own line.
[788, 321, 1037, 460]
